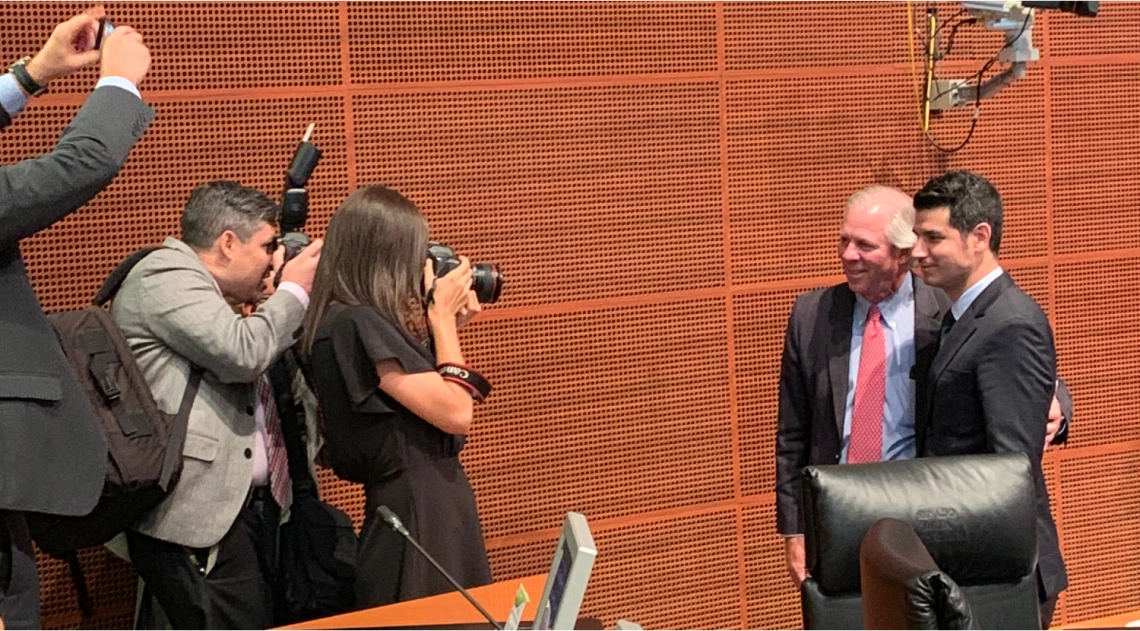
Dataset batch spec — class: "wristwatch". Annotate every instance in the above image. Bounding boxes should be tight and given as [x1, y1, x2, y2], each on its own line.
[8, 56, 47, 97]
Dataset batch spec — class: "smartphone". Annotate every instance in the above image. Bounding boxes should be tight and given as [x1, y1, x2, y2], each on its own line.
[94, 17, 114, 49]
[85, 5, 112, 49]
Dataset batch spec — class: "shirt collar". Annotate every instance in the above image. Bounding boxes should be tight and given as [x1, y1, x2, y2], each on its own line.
[952, 266, 1004, 320]
[854, 271, 913, 330]
[164, 236, 224, 297]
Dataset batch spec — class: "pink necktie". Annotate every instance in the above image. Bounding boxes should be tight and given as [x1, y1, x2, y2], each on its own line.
[257, 376, 292, 509]
[848, 305, 886, 463]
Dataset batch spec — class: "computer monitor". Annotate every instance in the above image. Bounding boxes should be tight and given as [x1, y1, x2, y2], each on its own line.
[532, 512, 596, 631]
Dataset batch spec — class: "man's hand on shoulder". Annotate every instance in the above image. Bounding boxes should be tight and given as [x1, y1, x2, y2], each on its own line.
[1045, 388, 1062, 451]
[785, 534, 809, 588]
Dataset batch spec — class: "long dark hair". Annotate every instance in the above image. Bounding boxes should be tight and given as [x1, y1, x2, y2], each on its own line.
[300, 185, 429, 359]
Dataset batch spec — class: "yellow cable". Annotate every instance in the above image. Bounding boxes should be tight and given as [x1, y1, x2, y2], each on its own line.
[907, 1, 922, 120]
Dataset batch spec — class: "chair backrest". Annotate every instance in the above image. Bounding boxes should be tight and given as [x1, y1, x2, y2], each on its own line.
[860, 518, 975, 630]
[799, 453, 1040, 630]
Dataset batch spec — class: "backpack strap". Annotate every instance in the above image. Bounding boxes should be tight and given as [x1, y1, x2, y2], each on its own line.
[63, 551, 94, 620]
[93, 245, 162, 307]
[159, 366, 203, 491]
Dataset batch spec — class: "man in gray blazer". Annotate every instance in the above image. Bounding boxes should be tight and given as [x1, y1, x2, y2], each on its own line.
[111, 180, 322, 629]
[0, 15, 151, 630]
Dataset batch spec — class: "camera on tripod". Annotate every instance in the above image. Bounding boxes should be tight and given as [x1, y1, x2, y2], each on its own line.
[279, 123, 321, 263]
[427, 242, 503, 305]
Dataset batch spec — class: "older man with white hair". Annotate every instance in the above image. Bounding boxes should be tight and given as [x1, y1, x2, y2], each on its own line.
[773, 185, 951, 587]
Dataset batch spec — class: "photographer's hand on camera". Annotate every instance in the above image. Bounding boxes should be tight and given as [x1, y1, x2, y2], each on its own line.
[99, 25, 151, 87]
[424, 256, 474, 325]
[413, 256, 488, 433]
[279, 238, 323, 295]
[456, 288, 482, 328]
[24, 13, 103, 87]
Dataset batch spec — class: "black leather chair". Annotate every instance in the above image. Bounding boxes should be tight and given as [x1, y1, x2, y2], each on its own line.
[860, 518, 975, 630]
[799, 453, 1041, 630]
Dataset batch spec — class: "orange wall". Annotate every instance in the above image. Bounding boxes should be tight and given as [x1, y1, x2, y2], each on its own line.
[1, 2, 1135, 628]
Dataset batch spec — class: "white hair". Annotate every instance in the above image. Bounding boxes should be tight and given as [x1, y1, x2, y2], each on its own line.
[844, 185, 916, 249]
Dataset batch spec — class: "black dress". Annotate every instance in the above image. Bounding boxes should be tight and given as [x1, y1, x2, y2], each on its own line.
[308, 303, 492, 608]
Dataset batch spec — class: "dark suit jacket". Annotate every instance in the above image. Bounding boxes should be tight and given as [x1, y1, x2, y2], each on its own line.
[775, 274, 950, 535]
[0, 86, 154, 515]
[917, 272, 1068, 600]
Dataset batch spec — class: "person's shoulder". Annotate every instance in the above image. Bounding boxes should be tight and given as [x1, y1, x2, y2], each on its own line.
[120, 240, 208, 292]
[793, 281, 850, 315]
[326, 304, 406, 340]
[914, 275, 952, 311]
[993, 276, 1051, 328]
[130, 239, 199, 272]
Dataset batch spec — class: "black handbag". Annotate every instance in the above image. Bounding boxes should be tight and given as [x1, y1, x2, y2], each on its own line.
[268, 354, 358, 625]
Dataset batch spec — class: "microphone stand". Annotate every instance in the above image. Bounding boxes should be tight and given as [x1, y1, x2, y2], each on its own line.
[377, 505, 504, 630]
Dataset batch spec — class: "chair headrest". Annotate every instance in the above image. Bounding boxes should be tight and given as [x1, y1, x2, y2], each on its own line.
[802, 453, 1037, 594]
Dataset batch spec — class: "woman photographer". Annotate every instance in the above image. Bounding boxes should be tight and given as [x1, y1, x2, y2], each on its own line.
[300, 185, 492, 608]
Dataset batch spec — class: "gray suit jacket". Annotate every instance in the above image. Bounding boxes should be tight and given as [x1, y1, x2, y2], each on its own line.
[111, 237, 305, 547]
[0, 86, 153, 515]
[775, 274, 950, 535]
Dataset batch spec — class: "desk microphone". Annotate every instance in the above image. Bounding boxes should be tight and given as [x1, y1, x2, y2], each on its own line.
[377, 505, 504, 630]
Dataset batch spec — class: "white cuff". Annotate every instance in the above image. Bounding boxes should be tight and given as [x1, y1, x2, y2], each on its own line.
[277, 281, 310, 309]
[95, 76, 141, 100]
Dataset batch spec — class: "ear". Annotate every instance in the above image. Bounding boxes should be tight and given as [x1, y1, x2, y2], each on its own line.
[894, 245, 913, 264]
[971, 222, 992, 253]
[217, 230, 239, 261]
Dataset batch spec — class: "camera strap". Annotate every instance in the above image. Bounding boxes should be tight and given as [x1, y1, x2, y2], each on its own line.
[437, 362, 491, 403]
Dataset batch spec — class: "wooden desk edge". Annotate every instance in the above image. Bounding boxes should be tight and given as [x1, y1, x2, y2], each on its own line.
[279, 574, 549, 630]
[1057, 609, 1140, 629]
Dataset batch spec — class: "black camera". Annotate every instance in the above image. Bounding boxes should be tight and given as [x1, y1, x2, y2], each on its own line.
[279, 124, 321, 262]
[426, 242, 504, 305]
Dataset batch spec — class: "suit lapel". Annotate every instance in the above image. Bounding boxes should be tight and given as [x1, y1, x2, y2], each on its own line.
[913, 276, 944, 366]
[929, 273, 1013, 384]
[828, 285, 855, 438]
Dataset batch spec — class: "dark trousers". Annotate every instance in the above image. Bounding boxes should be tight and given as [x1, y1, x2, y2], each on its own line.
[0, 511, 40, 630]
[127, 487, 280, 630]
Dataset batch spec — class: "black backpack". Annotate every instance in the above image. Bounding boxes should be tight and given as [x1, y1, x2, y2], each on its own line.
[25, 246, 202, 616]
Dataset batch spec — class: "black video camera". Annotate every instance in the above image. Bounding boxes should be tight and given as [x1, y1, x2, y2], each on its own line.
[426, 242, 504, 305]
[279, 124, 322, 262]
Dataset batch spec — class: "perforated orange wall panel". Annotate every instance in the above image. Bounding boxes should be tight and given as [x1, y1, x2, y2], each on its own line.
[0, 2, 1134, 629]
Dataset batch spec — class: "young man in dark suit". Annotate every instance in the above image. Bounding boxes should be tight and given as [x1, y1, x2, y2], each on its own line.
[912, 170, 1066, 628]
[0, 14, 152, 629]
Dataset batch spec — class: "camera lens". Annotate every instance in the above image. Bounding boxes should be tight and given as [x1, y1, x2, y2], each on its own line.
[472, 263, 504, 304]
[427, 242, 504, 304]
